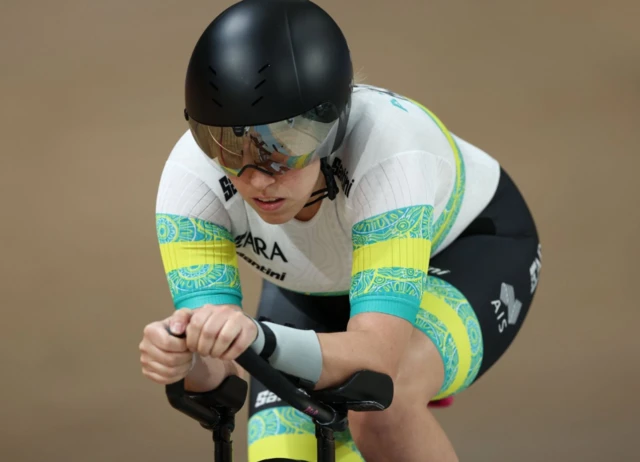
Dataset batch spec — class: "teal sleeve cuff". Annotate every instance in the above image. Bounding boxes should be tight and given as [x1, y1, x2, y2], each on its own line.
[349, 295, 420, 324]
[174, 290, 243, 310]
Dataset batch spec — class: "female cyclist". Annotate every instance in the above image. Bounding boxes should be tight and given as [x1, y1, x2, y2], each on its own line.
[139, 1, 542, 461]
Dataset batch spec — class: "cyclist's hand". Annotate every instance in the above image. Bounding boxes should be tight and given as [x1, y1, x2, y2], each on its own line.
[185, 304, 257, 361]
[139, 308, 193, 385]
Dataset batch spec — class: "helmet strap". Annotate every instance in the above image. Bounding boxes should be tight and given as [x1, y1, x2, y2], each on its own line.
[303, 158, 338, 208]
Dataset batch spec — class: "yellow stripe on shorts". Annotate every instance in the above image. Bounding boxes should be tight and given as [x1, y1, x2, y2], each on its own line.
[420, 291, 472, 399]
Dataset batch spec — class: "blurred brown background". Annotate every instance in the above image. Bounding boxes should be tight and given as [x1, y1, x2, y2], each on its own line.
[1, 1, 638, 461]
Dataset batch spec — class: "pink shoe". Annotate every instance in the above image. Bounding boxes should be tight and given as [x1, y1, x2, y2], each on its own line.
[428, 396, 455, 408]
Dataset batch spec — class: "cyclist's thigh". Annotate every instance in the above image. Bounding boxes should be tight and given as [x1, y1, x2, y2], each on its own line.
[248, 282, 363, 462]
[428, 166, 542, 389]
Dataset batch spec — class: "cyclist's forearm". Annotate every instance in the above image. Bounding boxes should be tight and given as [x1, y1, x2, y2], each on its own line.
[315, 313, 413, 389]
[184, 355, 238, 392]
[315, 330, 381, 389]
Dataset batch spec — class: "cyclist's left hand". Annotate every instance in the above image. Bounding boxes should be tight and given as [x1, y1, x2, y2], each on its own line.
[184, 304, 258, 360]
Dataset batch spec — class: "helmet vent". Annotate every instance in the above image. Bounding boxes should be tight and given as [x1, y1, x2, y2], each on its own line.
[250, 63, 270, 106]
[207, 66, 220, 106]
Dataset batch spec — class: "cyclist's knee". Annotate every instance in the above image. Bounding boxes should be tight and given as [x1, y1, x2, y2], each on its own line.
[348, 399, 407, 450]
[396, 327, 445, 398]
[348, 330, 443, 447]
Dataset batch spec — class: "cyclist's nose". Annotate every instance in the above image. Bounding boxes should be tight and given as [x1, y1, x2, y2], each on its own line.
[247, 168, 276, 190]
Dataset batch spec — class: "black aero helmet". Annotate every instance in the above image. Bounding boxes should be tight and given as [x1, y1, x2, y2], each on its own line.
[184, 0, 353, 178]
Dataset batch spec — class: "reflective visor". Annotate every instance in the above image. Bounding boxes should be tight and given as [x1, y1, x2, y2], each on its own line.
[187, 103, 340, 176]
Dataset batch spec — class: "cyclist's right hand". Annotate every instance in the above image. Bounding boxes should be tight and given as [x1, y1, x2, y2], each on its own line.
[139, 308, 194, 385]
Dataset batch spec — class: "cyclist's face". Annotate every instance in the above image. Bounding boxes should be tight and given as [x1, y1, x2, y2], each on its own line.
[228, 157, 324, 224]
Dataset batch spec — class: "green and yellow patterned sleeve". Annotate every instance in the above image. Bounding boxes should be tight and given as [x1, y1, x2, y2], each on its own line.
[156, 213, 242, 309]
[350, 205, 433, 323]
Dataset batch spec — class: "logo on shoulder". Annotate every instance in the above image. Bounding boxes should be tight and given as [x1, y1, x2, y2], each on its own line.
[331, 158, 354, 197]
[219, 176, 237, 201]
